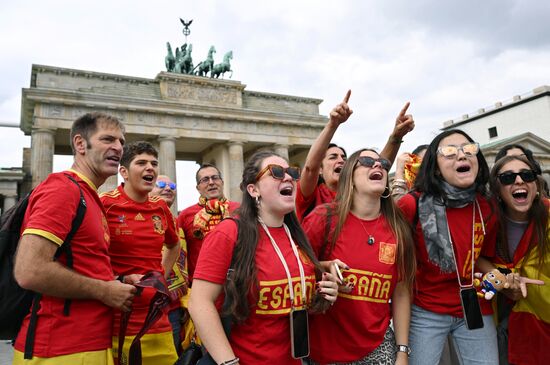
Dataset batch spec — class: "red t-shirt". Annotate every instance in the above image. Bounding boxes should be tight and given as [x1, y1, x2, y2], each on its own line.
[15, 170, 114, 357]
[398, 193, 497, 316]
[194, 219, 316, 365]
[295, 182, 336, 222]
[101, 185, 179, 335]
[302, 204, 399, 363]
[177, 201, 239, 282]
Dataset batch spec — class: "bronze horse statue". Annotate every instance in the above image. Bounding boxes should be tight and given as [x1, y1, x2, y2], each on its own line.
[175, 44, 193, 74]
[194, 46, 216, 77]
[165, 42, 175, 72]
[211, 50, 233, 79]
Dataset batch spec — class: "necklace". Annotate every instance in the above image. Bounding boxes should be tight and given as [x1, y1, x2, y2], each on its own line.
[356, 213, 382, 245]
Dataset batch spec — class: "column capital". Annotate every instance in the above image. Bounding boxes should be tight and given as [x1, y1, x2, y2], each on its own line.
[228, 140, 245, 146]
[32, 127, 56, 135]
[158, 135, 176, 141]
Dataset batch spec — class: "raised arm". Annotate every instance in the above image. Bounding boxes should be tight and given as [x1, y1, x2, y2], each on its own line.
[380, 102, 415, 165]
[300, 90, 353, 198]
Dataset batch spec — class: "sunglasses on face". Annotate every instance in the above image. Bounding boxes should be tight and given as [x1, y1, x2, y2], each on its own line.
[198, 175, 222, 185]
[356, 156, 391, 171]
[255, 164, 301, 181]
[156, 181, 176, 190]
[497, 170, 537, 185]
[437, 143, 479, 159]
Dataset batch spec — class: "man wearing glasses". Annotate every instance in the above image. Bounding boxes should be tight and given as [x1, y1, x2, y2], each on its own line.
[177, 164, 240, 284]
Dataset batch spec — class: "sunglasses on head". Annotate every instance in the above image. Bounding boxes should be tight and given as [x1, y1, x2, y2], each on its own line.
[156, 181, 176, 190]
[497, 170, 537, 185]
[437, 143, 479, 159]
[356, 156, 391, 171]
[255, 164, 301, 181]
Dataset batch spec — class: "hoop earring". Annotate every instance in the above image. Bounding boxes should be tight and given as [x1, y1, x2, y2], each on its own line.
[381, 186, 391, 199]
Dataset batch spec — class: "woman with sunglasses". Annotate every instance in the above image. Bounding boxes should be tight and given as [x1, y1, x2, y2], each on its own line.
[302, 149, 416, 365]
[396, 129, 499, 365]
[297, 90, 415, 221]
[489, 155, 548, 365]
[189, 151, 338, 365]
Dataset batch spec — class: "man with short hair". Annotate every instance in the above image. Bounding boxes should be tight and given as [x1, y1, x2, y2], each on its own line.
[177, 164, 239, 283]
[13, 112, 136, 364]
[150, 175, 189, 355]
[101, 142, 180, 364]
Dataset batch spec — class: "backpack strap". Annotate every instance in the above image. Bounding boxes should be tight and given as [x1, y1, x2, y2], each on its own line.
[23, 173, 87, 359]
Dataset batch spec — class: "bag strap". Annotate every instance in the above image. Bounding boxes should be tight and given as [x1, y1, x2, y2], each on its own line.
[24, 173, 87, 359]
[117, 271, 171, 365]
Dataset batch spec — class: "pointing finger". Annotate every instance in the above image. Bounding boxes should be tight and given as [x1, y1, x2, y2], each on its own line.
[343, 90, 351, 104]
[399, 102, 411, 118]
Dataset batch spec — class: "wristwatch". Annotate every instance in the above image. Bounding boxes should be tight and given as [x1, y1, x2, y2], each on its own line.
[397, 344, 411, 357]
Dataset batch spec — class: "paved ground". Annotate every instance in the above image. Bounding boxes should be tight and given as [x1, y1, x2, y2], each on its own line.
[0, 341, 14, 365]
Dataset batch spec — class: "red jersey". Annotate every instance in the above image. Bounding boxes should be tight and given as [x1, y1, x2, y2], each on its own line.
[303, 204, 399, 363]
[101, 185, 179, 335]
[398, 193, 497, 316]
[194, 219, 316, 365]
[15, 170, 114, 357]
[177, 201, 239, 282]
[295, 182, 336, 222]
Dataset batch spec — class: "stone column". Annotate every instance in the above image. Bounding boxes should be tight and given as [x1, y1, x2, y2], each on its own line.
[3, 194, 17, 212]
[274, 144, 289, 161]
[158, 135, 178, 213]
[31, 128, 55, 188]
[227, 141, 244, 202]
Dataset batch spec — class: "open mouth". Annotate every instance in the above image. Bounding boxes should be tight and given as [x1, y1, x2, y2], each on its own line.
[456, 165, 471, 173]
[334, 166, 343, 174]
[369, 171, 383, 181]
[280, 186, 293, 196]
[512, 189, 528, 200]
[143, 175, 154, 183]
[106, 155, 120, 163]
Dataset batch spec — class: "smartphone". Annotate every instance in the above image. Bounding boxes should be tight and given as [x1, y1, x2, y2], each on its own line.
[290, 309, 309, 359]
[460, 287, 484, 330]
[333, 263, 344, 283]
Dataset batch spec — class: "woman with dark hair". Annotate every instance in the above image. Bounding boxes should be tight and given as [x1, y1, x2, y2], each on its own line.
[397, 129, 499, 364]
[494, 144, 548, 196]
[188, 151, 338, 364]
[489, 155, 548, 365]
[296, 90, 415, 221]
[303, 148, 416, 364]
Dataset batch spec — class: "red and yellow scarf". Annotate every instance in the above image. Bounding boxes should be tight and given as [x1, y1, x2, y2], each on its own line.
[192, 196, 231, 239]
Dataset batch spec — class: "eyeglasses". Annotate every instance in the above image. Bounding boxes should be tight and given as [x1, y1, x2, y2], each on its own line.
[497, 170, 537, 185]
[156, 181, 176, 190]
[437, 143, 479, 159]
[255, 164, 301, 181]
[356, 156, 391, 171]
[198, 175, 222, 185]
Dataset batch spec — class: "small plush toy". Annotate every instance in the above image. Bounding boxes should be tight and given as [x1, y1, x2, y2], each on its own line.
[474, 269, 510, 300]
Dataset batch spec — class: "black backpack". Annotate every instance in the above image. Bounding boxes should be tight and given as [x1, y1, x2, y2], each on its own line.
[0, 174, 86, 359]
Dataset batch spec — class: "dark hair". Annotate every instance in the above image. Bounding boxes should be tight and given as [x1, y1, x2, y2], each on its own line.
[318, 143, 347, 186]
[414, 129, 490, 199]
[494, 144, 542, 175]
[225, 151, 329, 322]
[330, 148, 416, 291]
[490, 155, 549, 273]
[195, 163, 222, 184]
[412, 144, 429, 156]
[120, 141, 158, 168]
[70, 112, 125, 154]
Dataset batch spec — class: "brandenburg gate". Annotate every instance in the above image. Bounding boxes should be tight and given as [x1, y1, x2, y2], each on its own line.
[20, 64, 326, 211]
